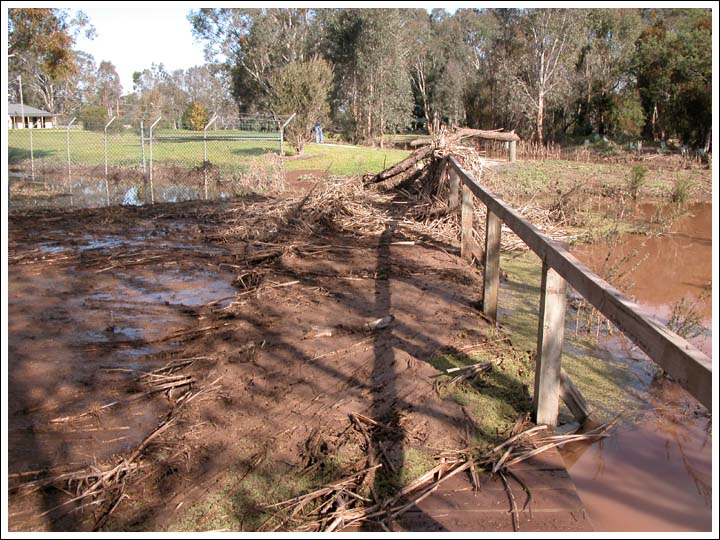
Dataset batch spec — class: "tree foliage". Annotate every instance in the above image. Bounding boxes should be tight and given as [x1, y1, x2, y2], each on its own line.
[8, 7, 711, 150]
[270, 57, 333, 154]
[182, 101, 210, 131]
[8, 8, 94, 115]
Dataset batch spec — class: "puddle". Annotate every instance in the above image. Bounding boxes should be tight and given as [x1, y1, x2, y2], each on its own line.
[563, 201, 712, 531]
[562, 404, 711, 532]
[9, 177, 226, 210]
[38, 242, 68, 254]
[8, 233, 239, 475]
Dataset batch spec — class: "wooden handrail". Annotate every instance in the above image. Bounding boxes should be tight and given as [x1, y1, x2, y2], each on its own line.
[447, 155, 712, 414]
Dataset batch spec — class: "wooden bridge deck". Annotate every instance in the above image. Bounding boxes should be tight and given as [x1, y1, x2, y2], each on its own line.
[352, 447, 593, 532]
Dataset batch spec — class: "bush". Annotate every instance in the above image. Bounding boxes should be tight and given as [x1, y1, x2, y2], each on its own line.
[79, 106, 110, 131]
[270, 57, 333, 155]
[627, 165, 647, 200]
[608, 91, 645, 139]
[182, 102, 209, 131]
[670, 176, 692, 206]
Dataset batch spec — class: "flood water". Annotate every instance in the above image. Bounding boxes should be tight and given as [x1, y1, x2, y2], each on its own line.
[564, 202, 713, 531]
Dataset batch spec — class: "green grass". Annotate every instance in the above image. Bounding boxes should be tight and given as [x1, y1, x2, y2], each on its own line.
[492, 159, 708, 203]
[498, 252, 653, 420]
[7, 129, 409, 177]
[428, 334, 535, 446]
[286, 142, 408, 175]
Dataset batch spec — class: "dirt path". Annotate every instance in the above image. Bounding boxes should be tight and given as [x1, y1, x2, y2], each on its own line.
[9, 183, 513, 531]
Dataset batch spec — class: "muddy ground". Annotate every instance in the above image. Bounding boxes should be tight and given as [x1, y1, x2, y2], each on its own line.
[8, 151, 712, 532]
[8, 174, 525, 531]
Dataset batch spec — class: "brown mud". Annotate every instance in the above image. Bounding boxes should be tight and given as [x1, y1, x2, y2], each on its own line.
[8, 188, 508, 531]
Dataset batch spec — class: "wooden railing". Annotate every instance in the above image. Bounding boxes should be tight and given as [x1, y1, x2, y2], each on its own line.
[445, 156, 712, 426]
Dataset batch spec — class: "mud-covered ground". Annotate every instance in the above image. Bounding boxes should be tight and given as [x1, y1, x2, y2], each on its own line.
[8, 177, 529, 531]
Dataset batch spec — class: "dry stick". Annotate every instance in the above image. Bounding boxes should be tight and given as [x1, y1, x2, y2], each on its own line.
[499, 471, 520, 532]
[50, 378, 194, 423]
[506, 470, 533, 517]
[265, 465, 383, 510]
[492, 444, 514, 474]
[308, 338, 373, 363]
[431, 360, 493, 378]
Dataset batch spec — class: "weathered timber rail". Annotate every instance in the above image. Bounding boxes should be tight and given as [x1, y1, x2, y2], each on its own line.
[445, 155, 712, 425]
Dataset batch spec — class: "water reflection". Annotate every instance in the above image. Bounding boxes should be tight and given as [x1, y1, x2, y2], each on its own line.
[9, 176, 232, 210]
[564, 201, 712, 532]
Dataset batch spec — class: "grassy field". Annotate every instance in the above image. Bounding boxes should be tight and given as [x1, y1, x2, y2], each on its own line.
[7, 129, 409, 176]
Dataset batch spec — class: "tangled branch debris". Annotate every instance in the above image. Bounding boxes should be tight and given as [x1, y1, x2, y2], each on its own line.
[263, 414, 613, 532]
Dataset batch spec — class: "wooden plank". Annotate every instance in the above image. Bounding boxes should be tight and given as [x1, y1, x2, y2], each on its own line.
[461, 184, 474, 262]
[533, 263, 567, 427]
[483, 209, 501, 320]
[560, 368, 591, 423]
[448, 165, 459, 211]
[447, 156, 712, 411]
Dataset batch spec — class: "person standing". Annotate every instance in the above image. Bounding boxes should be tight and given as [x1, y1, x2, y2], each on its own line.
[314, 120, 324, 144]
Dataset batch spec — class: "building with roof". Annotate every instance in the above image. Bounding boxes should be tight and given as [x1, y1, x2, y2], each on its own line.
[8, 103, 57, 129]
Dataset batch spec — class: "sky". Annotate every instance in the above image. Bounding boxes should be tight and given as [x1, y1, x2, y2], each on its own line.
[74, 6, 206, 94]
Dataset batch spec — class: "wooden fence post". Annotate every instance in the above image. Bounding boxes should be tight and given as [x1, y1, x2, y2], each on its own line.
[482, 210, 501, 319]
[532, 262, 567, 427]
[509, 140, 517, 162]
[461, 184, 474, 262]
[449, 165, 459, 211]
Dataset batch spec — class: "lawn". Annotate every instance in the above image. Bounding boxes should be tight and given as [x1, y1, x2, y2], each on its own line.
[7, 129, 409, 176]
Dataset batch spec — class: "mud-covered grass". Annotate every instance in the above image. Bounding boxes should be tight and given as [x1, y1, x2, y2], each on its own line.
[498, 252, 654, 421]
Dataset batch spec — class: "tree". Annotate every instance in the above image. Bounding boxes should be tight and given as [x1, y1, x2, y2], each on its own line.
[95, 60, 121, 116]
[505, 9, 582, 144]
[8, 8, 94, 114]
[322, 9, 413, 145]
[270, 57, 333, 154]
[634, 9, 711, 146]
[574, 9, 643, 135]
[189, 8, 320, 113]
[182, 101, 209, 131]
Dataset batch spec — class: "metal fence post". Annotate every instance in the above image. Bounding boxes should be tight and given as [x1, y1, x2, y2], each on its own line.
[140, 120, 146, 173]
[66, 117, 76, 184]
[203, 113, 218, 200]
[148, 116, 161, 204]
[279, 113, 296, 191]
[104, 116, 117, 206]
[29, 120, 36, 185]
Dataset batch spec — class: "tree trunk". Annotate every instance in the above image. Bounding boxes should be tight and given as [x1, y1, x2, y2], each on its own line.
[537, 92, 545, 145]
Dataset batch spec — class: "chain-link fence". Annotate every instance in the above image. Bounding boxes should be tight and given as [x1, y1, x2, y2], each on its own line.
[8, 113, 295, 210]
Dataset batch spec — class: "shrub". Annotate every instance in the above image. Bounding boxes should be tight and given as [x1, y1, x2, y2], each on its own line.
[608, 91, 645, 139]
[270, 57, 333, 155]
[182, 102, 209, 131]
[79, 106, 109, 131]
[627, 165, 647, 200]
[670, 176, 692, 206]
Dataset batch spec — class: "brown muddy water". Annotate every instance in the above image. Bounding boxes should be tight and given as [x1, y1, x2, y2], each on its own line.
[563, 201, 713, 531]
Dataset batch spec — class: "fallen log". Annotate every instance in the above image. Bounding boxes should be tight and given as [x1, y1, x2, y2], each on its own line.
[364, 144, 434, 184]
[455, 128, 520, 142]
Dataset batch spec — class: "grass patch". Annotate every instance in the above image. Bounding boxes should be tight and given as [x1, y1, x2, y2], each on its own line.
[498, 252, 652, 421]
[7, 129, 409, 177]
[429, 331, 535, 446]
